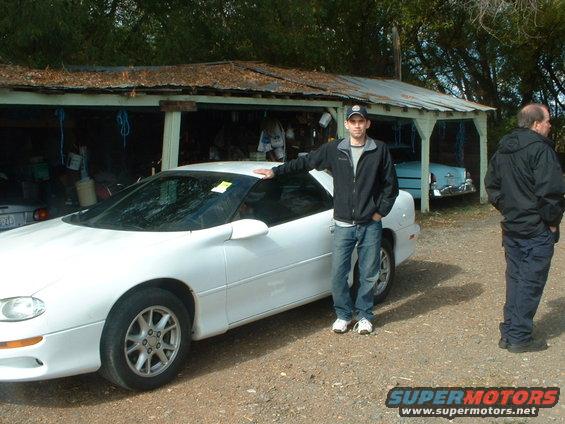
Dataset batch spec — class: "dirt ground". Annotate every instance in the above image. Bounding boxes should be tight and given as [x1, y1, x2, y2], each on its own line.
[0, 204, 563, 424]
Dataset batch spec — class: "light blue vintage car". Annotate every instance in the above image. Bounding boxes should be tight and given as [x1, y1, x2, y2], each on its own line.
[394, 161, 476, 200]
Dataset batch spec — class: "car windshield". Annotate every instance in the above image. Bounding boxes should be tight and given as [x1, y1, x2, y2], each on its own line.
[63, 171, 256, 231]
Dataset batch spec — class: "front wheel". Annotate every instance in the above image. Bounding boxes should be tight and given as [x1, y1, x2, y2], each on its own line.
[99, 288, 192, 390]
[352, 237, 396, 304]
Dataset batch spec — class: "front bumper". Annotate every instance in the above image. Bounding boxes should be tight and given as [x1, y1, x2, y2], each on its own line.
[431, 179, 476, 198]
[0, 321, 104, 382]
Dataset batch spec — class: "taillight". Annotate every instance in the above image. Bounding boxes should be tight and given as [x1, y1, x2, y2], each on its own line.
[33, 208, 49, 221]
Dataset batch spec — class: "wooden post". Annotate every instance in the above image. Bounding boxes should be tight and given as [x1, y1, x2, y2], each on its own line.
[337, 106, 346, 140]
[473, 113, 489, 204]
[413, 116, 437, 213]
[161, 111, 181, 170]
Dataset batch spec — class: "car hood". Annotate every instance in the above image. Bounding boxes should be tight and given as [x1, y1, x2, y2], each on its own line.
[395, 161, 465, 179]
[0, 218, 187, 298]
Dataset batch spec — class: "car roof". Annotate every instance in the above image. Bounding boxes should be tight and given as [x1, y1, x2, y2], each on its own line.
[170, 161, 279, 178]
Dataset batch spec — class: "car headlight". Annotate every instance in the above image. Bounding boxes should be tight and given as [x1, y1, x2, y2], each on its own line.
[0, 297, 45, 321]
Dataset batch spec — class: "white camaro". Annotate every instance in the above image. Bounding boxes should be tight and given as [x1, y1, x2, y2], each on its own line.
[0, 162, 419, 390]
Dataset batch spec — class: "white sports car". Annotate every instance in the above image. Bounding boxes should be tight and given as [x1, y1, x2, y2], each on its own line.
[0, 162, 419, 390]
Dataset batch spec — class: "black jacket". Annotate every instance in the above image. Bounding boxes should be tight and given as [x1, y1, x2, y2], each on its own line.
[272, 137, 399, 223]
[485, 128, 565, 239]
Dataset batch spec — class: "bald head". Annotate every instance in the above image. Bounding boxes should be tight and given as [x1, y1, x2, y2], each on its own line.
[517, 104, 551, 137]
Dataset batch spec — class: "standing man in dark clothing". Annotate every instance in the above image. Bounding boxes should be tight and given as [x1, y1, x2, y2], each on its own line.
[254, 105, 399, 334]
[485, 103, 565, 353]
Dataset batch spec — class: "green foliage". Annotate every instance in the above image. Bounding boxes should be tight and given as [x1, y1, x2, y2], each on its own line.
[0, 0, 562, 146]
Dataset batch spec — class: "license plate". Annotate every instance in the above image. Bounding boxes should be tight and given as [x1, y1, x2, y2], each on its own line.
[0, 214, 17, 229]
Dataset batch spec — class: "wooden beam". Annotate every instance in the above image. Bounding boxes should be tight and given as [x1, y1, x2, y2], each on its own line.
[0, 89, 342, 109]
[336, 106, 346, 140]
[473, 113, 489, 204]
[161, 111, 181, 170]
[413, 116, 437, 213]
[159, 100, 197, 112]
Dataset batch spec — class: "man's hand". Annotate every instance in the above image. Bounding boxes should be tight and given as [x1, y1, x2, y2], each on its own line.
[549, 226, 557, 233]
[372, 212, 382, 221]
[253, 168, 275, 179]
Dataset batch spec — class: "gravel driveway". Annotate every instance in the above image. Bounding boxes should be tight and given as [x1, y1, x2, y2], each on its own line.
[1, 207, 563, 423]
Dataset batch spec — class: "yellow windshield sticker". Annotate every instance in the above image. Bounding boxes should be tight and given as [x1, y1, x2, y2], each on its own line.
[211, 181, 233, 194]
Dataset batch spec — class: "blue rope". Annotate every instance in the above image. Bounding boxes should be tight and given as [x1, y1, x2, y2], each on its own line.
[55, 108, 65, 164]
[116, 110, 131, 148]
[455, 122, 466, 165]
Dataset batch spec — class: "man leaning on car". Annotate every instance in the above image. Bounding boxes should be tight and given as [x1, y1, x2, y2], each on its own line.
[254, 105, 399, 335]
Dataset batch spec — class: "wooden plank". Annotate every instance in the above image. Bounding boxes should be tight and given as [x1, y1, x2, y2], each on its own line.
[159, 100, 197, 112]
[0, 89, 342, 108]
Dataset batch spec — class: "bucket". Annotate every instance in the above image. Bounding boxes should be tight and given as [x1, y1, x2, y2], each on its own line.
[75, 178, 97, 207]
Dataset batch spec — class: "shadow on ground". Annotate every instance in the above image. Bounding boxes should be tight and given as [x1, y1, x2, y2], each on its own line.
[0, 259, 480, 407]
[378, 259, 482, 326]
[535, 296, 565, 342]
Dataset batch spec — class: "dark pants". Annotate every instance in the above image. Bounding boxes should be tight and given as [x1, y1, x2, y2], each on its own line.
[501, 229, 555, 345]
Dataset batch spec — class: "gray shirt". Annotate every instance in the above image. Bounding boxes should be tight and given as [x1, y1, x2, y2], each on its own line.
[350, 144, 364, 175]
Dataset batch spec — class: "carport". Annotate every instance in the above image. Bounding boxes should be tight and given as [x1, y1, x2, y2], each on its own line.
[0, 61, 494, 212]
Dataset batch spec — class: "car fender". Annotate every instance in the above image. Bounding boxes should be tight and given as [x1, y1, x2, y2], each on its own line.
[26, 224, 234, 343]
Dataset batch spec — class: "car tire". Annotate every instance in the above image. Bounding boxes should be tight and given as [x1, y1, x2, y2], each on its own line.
[351, 237, 396, 304]
[99, 287, 192, 391]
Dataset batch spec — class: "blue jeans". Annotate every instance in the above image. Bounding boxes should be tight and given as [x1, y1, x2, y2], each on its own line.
[331, 220, 382, 321]
[501, 229, 555, 344]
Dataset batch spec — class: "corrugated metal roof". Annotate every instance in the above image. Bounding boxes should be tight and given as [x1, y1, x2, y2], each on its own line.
[0, 61, 494, 112]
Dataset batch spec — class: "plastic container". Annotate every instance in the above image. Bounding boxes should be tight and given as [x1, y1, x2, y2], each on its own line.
[67, 153, 82, 171]
[319, 112, 332, 128]
[75, 178, 97, 207]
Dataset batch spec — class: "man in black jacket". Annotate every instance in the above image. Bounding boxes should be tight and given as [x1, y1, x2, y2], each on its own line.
[254, 105, 398, 334]
[485, 103, 565, 353]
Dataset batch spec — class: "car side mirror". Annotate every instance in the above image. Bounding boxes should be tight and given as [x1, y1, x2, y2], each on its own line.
[230, 219, 269, 240]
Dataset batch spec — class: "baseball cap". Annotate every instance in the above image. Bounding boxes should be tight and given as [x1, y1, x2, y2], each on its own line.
[346, 105, 368, 120]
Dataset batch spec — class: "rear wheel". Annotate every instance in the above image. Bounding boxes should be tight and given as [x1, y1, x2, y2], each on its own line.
[352, 238, 396, 304]
[99, 288, 192, 390]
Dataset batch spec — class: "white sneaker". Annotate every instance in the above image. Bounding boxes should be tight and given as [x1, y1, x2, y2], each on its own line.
[332, 318, 352, 333]
[353, 318, 373, 334]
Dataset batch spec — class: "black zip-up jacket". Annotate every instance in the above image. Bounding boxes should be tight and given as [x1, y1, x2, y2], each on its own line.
[485, 128, 565, 239]
[272, 137, 399, 223]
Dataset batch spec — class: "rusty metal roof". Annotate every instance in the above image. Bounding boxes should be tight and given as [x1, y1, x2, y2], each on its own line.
[0, 61, 494, 112]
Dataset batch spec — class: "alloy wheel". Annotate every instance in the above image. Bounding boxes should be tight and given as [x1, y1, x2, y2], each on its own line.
[124, 306, 181, 377]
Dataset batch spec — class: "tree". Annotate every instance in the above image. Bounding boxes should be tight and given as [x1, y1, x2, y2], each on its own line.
[0, 0, 562, 149]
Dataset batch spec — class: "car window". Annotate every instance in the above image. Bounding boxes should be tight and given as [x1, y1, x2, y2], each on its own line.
[64, 171, 256, 231]
[234, 172, 332, 227]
